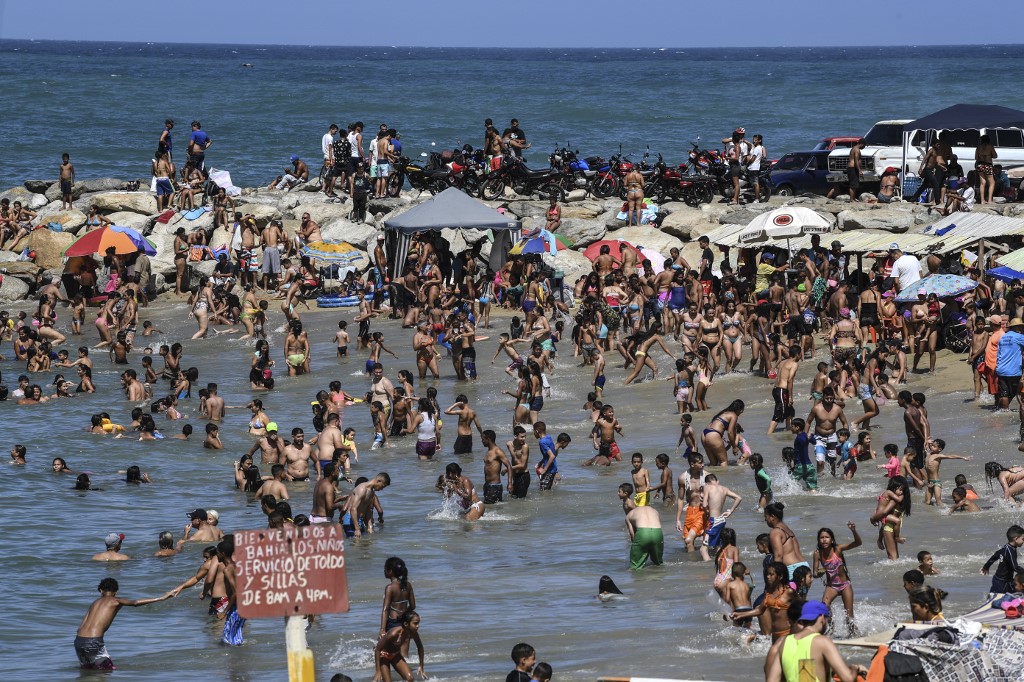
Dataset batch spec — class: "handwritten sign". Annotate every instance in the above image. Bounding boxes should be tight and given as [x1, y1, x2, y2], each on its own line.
[234, 524, 349, 618]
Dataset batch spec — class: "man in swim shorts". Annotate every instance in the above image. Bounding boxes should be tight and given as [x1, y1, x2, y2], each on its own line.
[625, 500, 664, 570]
[75, 578, 173, 669]
[805, 387, 847, 476]
[481, 430, 512, 504]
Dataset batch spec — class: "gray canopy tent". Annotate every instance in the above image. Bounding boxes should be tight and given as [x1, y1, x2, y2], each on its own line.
[900, 104, 1024, 178]
[383, 187, 522, 279]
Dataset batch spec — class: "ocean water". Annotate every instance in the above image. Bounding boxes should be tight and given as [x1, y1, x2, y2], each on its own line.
[1, 41, 1023, 682]
[1, 41, 1024, 190]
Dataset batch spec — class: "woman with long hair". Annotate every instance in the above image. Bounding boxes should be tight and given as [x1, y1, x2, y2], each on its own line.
[701, 400, 744, 466]
[812, 522, 862, 622]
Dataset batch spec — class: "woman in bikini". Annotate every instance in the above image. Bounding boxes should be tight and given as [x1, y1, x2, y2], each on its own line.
[172, 227, 189, 295]
[93, 294, 117, 349]
[697, 304, 723, 375]
[212, 186, 233, 228]
[504, 365, 532, 426]
[713, 527, 740, 599]
[701, 399, 744, 466]
[544, 195, 561, 232]
[812, 522, 862, 623]
[730, 561, 794, 641]
[379, 557, 416, 654]
[373, 610, 426, 682]
[720, 299, 745, 374]
[986, 461, 1024, 502]
[851, 347, 889, 429]
[190, 278, 215, 340]
[624, 166, 644, 226]
[857, 279, 881, 347]
[247, 399, 271, 436]
[83, 205, 111, 231]
[828, 307, 861, 367]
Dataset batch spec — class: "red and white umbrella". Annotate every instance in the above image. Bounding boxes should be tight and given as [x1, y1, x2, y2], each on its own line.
[738, 207, 833, 244]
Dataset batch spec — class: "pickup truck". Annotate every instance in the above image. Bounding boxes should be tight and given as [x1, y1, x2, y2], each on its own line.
[825, 120, 919, 189]
[769, 150, 832, 196]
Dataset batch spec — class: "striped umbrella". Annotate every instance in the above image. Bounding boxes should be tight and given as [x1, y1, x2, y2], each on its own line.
[63, 225, 157, 256]
[301, 240, 362, 265]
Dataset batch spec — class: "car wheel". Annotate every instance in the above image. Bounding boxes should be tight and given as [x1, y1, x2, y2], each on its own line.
[774, 184, 795, 197]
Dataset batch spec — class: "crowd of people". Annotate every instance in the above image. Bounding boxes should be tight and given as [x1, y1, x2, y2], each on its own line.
[8, 114, 1024, 681]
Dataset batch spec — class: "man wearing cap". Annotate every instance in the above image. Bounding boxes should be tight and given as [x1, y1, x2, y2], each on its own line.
[275, 156, 309, 190]
[940, 178, 976, 216]
[995, 318, 1024, 410]
[888, 243, 922, 293]
[92, 533, 130, 561]
[248, 422, 285, 465]
[764, 600, 866, 681]
[755, 252, 787, 299]
[827, 240, 848, 282]
[181, 508, 224, 545]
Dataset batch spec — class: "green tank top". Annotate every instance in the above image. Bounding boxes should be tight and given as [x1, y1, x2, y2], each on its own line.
[780, 632, 820, 682]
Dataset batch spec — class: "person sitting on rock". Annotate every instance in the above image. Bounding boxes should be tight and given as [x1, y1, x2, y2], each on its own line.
[273, 156, 309, 191]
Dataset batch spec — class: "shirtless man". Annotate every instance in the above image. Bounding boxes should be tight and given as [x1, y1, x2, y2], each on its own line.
[438, 463, 484, 521]
[298, 213, 323, 246]
[344, 472, 391, 537]
[170, 546, 218, 598]
[238, 215, 258, 288]
[283, 428, 314, 481]
[445, 395, 482, 455]
[205, 382, 224, 421]
[702, 473, 742, 551]
[592, 245, 617, 279]
[315, 412, 344, 477]
[625, 504, 664, 570]
[590, 403, 623, 464]
[367, 363, 394, 422]
[805, 387, 848, 476]
[260, 219, 285, 291]
[153, 152, 174, 211]
[310, 463, 343, 523]
[255, 464, 290, 500]
[92, 533, 130, 561]
[481, 429, 512, 504]
[675, 452, 710, 561]
[767, 345, 800, 434]
[899, 389, 930, 478]
[247, 424, 285, 465]
[846, 139, 865, 202]
[123, 369, 146, 402]
[181, 509, 224, 545]
[506, 425, 531, 498]
[75, 578, 172, 670]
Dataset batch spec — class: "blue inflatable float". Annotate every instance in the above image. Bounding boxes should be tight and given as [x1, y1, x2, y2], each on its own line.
[316, 293, 387, 308]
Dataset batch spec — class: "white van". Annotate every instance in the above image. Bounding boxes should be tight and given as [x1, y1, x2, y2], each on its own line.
[826, 120, 1024, 187]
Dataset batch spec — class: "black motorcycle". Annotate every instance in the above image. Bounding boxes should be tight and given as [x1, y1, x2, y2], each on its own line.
[480, 153, 564, 201]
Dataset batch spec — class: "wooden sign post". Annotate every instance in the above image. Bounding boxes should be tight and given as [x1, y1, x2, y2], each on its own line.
[234, 524, 349, 682]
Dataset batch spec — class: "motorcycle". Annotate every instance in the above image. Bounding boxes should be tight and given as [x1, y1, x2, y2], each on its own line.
[388, 146, 486, 197]
[710, 161, 773, 203]
[644, 154, 715, 207]
[480, 153, 565, 201]
[388, 154, 452, 195]
[583, 153, 621, 198]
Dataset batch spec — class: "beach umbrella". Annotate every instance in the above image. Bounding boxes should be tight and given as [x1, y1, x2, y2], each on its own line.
[738, 207, 833, 246]
[63, 225, 156, 257]
[301, 240, 362, 265]
[637, 246, 666, 273]
[509, 233, 571, 256]
[894, 274, 978, 303]
[987, 265, 1024, 283]
[582, 239, 641, 263]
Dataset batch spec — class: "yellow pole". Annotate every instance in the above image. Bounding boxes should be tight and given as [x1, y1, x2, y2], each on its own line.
[286, 615, 315, 682]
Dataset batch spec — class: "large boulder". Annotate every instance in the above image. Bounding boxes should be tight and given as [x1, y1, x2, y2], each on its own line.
[29, 193, 49, 210]
[0, 186, 35, 205]
[549, 249, 594, 284]
[504, 200, 547, 220]
[175, 210, 215, 234]
[606, 225, 685, 257]
[837, 208, 913, 233]
[718, 204, 772, 226]
[0, 251, 19, 262]
[34, 208, 88, 234]
[45, 181, 85, 203]
[0, 274, 29, 303]
[659, 204, 708, 240]
[14, 229, 74, 270]
[557, 217, 607, 248]
[106, 211, 153, 233]
[88, 192, 158, 215]
[319, 218, 377, 249]
[80, 178, 123, 193]
[24, 180, 53, 194]
[563, 189, 588, 203]
[560, 201, 605, 220]
[287, 201, 348, 225]
[232, 202, 280, 229]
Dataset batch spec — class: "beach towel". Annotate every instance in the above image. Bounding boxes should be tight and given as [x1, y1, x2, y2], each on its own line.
[221, 609, 245, 646]
[208, 168, 241, 197]
[155, 209, 176, 224]
[47, 222, 63, 232]
[182, 207, 210, 221]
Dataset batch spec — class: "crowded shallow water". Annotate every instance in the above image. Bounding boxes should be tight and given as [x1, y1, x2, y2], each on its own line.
[1, 298, 1020, 681]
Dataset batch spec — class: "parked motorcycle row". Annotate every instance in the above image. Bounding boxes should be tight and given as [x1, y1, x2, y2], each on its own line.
[386, 140, 773, 205]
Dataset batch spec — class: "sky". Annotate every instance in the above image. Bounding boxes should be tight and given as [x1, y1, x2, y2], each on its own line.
[0, 0, 1018, 47]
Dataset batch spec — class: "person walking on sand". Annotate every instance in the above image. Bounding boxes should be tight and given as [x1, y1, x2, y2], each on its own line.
[75, 578, 173, 670]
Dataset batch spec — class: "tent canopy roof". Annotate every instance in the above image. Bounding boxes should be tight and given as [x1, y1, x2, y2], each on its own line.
[904, 104, 1024, 132]
[383, 187, 521, 234]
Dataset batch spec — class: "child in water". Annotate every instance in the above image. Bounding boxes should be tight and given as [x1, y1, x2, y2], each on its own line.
[748, 453, 772, 510]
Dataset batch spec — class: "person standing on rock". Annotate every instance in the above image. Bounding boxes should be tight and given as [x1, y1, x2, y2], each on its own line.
[158, 119, 174, 165]
[60, 153, 76, 210]
[322, 123, 339, 197]
[347, 122, 365, 196]
[153, 152, 174, 212]
[261, 219, 284, 290]
[502, 119, 530, 158]
[847, 139, 865, 202]
[187, 121, 212, 173]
